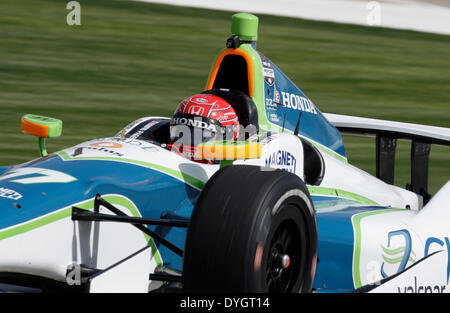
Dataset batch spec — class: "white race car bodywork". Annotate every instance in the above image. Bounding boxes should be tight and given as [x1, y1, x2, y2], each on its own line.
[0, 114, 448, 292]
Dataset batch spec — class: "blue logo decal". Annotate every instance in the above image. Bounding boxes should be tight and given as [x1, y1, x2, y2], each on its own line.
[424, 237, 450, 284]
[265, 150, 297, 173]
[381, 229, 414, 278]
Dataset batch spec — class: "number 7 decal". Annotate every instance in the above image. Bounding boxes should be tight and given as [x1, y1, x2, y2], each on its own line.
[0, 167, 77, 184]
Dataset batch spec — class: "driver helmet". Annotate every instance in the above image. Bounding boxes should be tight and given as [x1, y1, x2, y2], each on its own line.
[169, 94, 240, 159]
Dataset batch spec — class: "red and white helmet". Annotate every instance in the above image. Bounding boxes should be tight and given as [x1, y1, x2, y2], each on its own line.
[169, 94, 240, 158]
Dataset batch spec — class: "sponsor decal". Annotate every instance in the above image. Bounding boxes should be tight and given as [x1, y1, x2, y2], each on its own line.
[424, 236, 450, 284]
[187, 105, 205, 116]
[141, 146, 159, 152]
[263, 67, 274, 77]
[280, 91, 318, 115]
[71, 147, 84, 157]
[269, 113, 280, 123]
[265, 150, 297, 173]
[380, 229, 416, 278]
[121, 139, 159, 152]
[351, 210, 415, 287]
[129, 120, 159, 139]
[265, 98, 277, 111]
[259, 133, 277, 145]
[172, 117, 218, 132]
[0, 167, 76, 184]
[0, 187, 22, 200]
[119, 138, 142, 146]
[193, 97, 208, 103]
[263, 68, 275, 86]
[262, 60, 271, 68]
[274, 88, 280, 104]
[90, 142, 123, 149]
[380, 231, 450, 284]
[72, 146, 124, 157]
[223, 112, 236, 118]
[263, 67, 275, 78]
[354, 213, 450, 290]
[73, 138, 159, 155]
[398, 276, 446, 293]
[94, 137, 154, 148]
[260, 54, 275, 86]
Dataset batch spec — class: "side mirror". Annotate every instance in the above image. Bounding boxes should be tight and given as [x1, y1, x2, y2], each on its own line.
[21, 114, 62, 157]
[196, 141, 261, 167]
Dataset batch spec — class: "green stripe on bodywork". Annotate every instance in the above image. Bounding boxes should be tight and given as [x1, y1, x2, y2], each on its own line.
[0, 195, 163, 266]
[0, 207, 72, 241]
[57, 151, 205, 190]
[382, 254, 416, 265]
[351, 209, 405, 288]
[380, 245, 416, 257]
[308, 186, 378, 205]
[380, 245, 406, 255]
[239, 44, 267, 131]
[313, 199, 360, 210]
[380, 245, 416, 264]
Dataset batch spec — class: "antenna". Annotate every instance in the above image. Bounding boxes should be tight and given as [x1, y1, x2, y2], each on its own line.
[294, 111, 302, 136]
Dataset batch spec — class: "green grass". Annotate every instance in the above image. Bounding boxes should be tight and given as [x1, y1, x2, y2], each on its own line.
[0, 0, 449, 194]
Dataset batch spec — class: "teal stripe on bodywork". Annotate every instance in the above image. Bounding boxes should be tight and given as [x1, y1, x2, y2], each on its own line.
[56, 151, 205, 190]
[0, 167, 12, 176]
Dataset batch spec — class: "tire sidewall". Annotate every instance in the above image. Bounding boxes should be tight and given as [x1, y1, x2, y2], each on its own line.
[245, 175, 316, 293]
[183, 166, 317, 293]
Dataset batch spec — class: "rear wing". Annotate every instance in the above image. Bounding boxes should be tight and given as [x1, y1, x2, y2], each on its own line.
[324, 113, 450, 203]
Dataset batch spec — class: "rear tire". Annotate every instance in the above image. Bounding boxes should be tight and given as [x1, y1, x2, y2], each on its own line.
[183, 165, 317, 293]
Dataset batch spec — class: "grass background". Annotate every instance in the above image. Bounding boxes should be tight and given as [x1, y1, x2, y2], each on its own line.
[0, 0, 449, 194]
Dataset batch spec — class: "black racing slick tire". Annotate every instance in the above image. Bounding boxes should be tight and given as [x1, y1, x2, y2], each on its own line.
[183, 165, 318, 293]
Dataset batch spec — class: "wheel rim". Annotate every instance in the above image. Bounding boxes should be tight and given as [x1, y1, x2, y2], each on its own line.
[265, 218, 303, 293]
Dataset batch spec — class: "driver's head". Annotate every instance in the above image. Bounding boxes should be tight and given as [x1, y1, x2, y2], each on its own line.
[169, 94, 239, 159]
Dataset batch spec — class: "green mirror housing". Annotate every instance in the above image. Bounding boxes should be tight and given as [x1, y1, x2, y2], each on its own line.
[21, 114, 63, 157]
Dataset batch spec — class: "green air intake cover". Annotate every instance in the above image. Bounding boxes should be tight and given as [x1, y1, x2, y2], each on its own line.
[231, 13, 259, 41]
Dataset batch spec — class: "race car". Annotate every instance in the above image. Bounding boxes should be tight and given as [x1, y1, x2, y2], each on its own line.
[0, 13, 449, 293]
